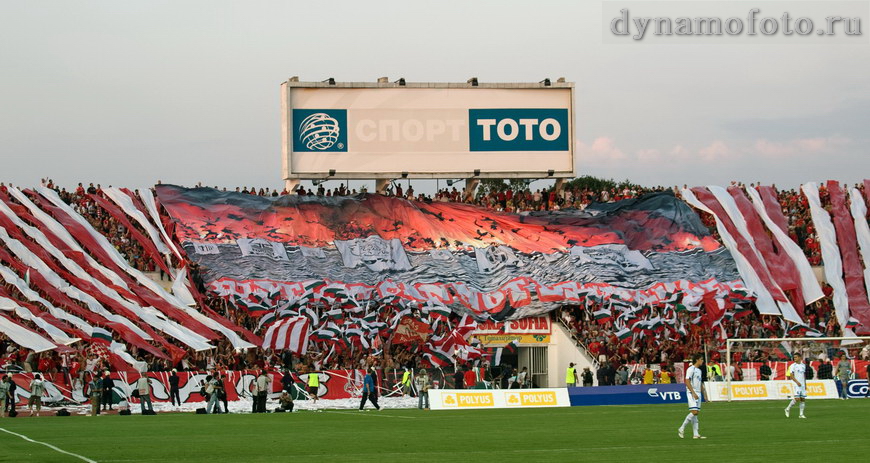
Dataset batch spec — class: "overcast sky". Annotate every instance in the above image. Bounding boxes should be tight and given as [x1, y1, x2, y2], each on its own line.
[1, 0, 868, 193]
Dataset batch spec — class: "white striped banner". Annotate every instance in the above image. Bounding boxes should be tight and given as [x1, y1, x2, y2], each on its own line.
[262, 316, 310, 354]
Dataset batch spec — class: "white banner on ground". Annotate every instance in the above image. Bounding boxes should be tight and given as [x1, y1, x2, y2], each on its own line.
[706, 380, 839, 401]
[429, 388, 570, 410]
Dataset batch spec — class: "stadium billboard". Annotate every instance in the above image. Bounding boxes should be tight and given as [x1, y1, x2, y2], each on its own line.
[280, 80, 575, 179]
[429, 388, 570, 410]
[846, 379, 868, 398]
[706, 380, 840, 401]
[568, 384, 687, 406]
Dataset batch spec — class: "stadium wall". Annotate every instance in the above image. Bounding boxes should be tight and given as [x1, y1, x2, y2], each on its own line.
[547, 321, 598, 387]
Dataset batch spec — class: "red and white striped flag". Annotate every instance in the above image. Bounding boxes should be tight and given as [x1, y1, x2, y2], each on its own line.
[262, 316, 310, 355]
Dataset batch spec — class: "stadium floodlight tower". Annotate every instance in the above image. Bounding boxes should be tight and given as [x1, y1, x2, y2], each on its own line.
[280, 76, 575, 196]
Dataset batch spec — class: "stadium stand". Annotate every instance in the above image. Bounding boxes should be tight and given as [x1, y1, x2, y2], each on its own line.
[0, 177, 867, 398]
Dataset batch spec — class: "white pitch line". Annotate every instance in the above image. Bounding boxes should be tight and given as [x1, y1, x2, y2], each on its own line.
[323, 410, 417, 419]
[0, 427, 97, 463]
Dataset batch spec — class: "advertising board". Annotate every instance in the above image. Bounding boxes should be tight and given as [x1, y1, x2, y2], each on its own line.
[429, 388, 570, 410]
[281, 81, 575, 179]
[568, 384, 687, 406]
[705, 380, 840, 401]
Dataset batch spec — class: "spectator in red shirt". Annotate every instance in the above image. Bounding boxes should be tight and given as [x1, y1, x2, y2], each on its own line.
[464, 367, 477, 388]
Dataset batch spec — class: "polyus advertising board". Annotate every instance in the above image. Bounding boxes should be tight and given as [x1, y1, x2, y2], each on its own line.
[429, 388, 570, 410]
[281, 81, 575, 179]
[705, 380, 840, 401]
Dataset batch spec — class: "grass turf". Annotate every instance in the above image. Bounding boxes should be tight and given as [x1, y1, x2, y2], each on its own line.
[1, 400, 868, 462]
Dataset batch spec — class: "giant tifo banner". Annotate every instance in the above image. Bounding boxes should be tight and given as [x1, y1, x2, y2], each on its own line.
[4, 370, 373, 407]
[156, 186, 746, 325]
[281, 82, 575, 179]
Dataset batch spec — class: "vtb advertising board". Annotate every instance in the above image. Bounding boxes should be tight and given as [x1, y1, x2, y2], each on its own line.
[281, 81, 575, 179]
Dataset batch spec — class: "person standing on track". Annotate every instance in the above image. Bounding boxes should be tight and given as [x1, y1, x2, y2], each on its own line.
[415, 368, 430, 410]
[169, 369, 181, 407]
[205, 375, 221, 414]
[256, 370, 271, 413]
[28, 374, 45, 416]
[219, 373, 229, 414]
[566, 363, 577, 388]
[4, 374, 16, 415]
[307, 370, 319, 405]
[101, 370, 114, 412]
[136, 375, 153, 414]
[836, 353, 851, 399]
[87, 374, 102, 416]
[0, 375, 10, 417]
[359, 367, 380, 411]
[401, 367, 413, 397]
[678, 353, 706, 440]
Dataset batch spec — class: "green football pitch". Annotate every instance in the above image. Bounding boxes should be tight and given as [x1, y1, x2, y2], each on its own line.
[1, 400, 868, 463]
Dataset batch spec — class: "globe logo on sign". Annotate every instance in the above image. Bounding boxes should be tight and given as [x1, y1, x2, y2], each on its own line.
[298, 112, 341, 150]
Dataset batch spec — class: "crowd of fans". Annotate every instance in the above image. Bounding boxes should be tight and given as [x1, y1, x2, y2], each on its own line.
[558, 295, 844, 370]
[0, 177, 866, 395]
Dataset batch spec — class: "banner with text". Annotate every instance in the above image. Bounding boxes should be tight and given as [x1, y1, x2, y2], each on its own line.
[429, 388, 570, 410]
[705, 380, 839, 401]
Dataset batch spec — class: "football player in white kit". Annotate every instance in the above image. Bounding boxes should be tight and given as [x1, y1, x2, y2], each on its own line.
[785, 352, 807, 419]
[678, 353, 706, 439]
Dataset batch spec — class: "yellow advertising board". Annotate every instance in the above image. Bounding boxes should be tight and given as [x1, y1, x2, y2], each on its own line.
[431, 388, 570, 410]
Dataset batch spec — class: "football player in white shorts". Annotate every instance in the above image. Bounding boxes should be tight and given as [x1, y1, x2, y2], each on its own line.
[785, 353, 807, 419]
[678, 353, 706, 439]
